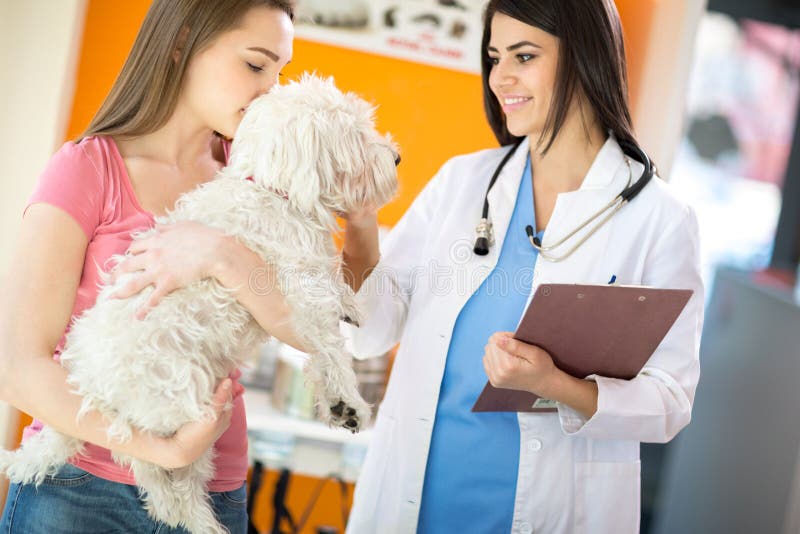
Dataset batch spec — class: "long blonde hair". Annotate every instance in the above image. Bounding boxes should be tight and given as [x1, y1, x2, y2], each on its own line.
[81, 0, 293, 141]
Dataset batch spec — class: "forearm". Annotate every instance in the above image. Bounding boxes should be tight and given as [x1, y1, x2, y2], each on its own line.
[556, 372, 694, 442]
[540, 370, 599, 420]
[342, 216, 380, 293]
[1, 353, 174, 466]
[213, 237, 306, 351]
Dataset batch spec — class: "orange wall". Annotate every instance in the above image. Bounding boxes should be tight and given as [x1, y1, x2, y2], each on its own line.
[65, 1, 497, 228]
[617, 0, 655, 116]
[65, 0, 654, 228]
[12, 0, 656, 530]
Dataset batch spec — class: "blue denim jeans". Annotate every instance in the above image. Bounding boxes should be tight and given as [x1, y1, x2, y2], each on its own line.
[0, 463, 248, 533]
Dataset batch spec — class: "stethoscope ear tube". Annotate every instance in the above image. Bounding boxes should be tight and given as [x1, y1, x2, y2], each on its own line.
[618, 140, 654, 202]
[473, 139, 525, 255]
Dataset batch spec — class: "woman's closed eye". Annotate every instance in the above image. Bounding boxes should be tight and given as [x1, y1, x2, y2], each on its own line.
[487, 53, 536, 66]
[246, 62, 264, 73]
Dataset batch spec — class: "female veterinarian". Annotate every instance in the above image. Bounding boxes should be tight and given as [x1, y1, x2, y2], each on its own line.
[340, 1, 704, 533]
[0, 1, 300, 532]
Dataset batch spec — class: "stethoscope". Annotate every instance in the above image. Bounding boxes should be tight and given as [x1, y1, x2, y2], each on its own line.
[473, 137, 655, 262]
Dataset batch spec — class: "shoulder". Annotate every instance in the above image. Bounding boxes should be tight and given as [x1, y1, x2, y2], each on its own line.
[406, 144, 519, 214]
[642, 174, 695, 227]
[48, 135, 123, 183]
[28, 136, 120, 238]
[440, 145, 511, 174]
[623, 168, 699, 249]
[429, 144, 515, 192]
[77, 135, 123, 175]
[39, 136, 116, 188]
[50, 137, 96, 168]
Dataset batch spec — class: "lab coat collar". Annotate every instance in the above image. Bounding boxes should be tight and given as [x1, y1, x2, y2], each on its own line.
[482, 134, 634, 264]
[578, 132, 627, 190]
[539, 134, 633, 255]
[488, 133, 630, 205]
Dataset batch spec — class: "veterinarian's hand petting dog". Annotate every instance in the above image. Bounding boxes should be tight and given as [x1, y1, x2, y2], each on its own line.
[340, 202, 380, 292]
[339, 202, 378, 227]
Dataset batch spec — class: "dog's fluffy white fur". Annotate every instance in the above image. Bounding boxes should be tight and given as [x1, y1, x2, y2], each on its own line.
[0, 74, 398, 534]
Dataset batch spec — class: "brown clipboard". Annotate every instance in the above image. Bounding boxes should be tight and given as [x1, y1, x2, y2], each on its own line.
[471, 283, 693, 413]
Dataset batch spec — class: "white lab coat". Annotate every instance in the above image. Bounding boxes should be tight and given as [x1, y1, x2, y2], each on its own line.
[343, 136, 704, 534]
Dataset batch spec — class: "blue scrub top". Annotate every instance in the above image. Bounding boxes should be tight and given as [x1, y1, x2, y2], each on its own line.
[417, 155, 543, 533]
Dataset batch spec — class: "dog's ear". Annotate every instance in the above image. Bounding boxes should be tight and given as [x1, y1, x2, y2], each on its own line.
[228, 74, 396, 226]
[326, 93, 399, 214]
[231, 85, 336, 224]
[358, 133, 399, 210]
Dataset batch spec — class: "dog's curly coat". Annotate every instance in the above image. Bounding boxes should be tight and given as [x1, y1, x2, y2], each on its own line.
[0, 74, 398, 534]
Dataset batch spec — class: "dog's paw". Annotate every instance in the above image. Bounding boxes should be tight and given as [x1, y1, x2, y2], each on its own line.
[325, 394, 371, 433]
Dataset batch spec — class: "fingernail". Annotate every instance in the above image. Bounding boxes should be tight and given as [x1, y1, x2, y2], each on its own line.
[498, 337, 508, 348]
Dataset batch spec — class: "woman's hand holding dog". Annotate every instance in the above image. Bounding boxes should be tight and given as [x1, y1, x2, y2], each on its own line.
[154, 378, 238, 469]
[110, 221, 233, 319]
[109, 221, 307, 349]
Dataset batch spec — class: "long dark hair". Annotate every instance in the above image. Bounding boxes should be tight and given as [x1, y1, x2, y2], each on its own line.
[481, 0, 638, 154]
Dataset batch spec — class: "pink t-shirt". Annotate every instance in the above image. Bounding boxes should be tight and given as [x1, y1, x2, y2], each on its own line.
[22, 135, 248, 491]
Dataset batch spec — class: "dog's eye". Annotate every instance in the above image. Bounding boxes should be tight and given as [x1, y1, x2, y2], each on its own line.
[394, 153, 402, 167]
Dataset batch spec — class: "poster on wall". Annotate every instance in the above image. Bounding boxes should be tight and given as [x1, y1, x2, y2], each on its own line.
[294, 0, 488, 73]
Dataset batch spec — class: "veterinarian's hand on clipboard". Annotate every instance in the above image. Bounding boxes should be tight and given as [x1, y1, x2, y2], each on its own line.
[482, 331, 562, 398]
[475, 283, 693, 413]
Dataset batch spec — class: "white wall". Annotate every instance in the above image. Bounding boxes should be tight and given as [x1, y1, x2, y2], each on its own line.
[0, 0, 86, 480]
[632, 0, 708, 180]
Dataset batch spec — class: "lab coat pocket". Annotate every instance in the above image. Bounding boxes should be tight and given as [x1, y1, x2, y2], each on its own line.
[574, 461, 641, 534]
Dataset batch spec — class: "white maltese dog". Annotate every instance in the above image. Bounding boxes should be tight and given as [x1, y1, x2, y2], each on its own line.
[0, 74, 398, 534]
